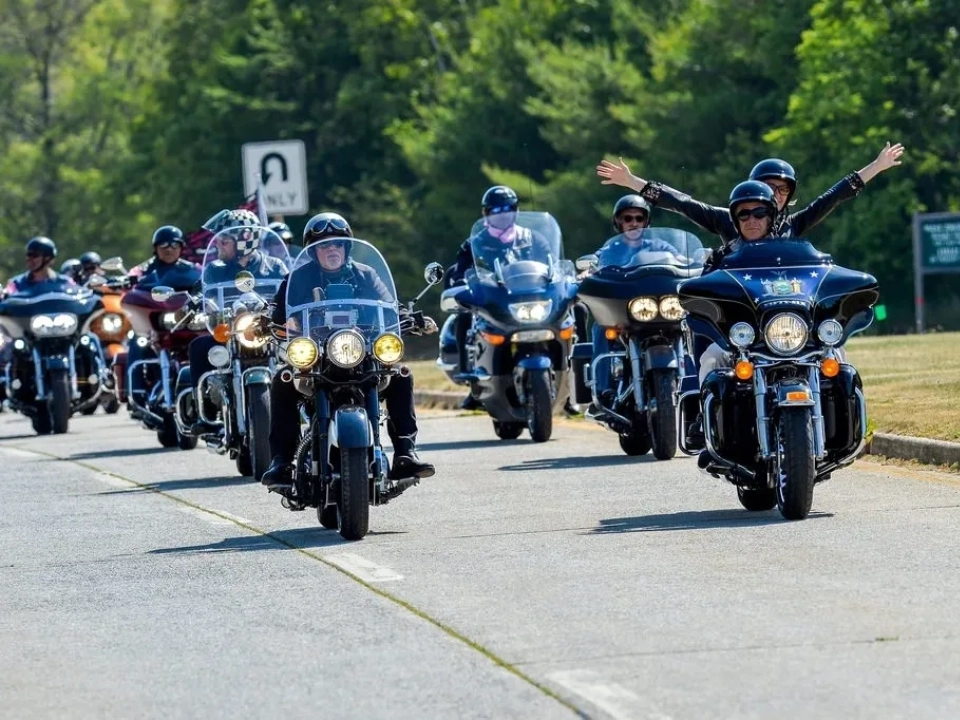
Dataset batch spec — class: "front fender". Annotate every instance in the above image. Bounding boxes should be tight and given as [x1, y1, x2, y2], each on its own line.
[42, 355, 69, 371]
[516, 354, 552, 371]
[643, 344, 678, 371]
[242, 367, 272, 386]
[774, 378, 815, 407]
[330, 406, 371, 449]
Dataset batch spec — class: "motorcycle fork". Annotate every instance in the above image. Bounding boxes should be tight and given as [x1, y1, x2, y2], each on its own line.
[159, 350, 173, 410]
[31, 347, 45, 400]
[628, 337, 646, 409]
[68, 344, 80, 400]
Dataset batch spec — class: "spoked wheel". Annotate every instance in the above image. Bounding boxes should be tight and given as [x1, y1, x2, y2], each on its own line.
[737, 486, 777, 511]
[774, 407, 816, 520]
[647, 369, 678, 460]
[526, 368, 554, 443]
[336, 447, 370, 540]
[493, 419, 524, 440]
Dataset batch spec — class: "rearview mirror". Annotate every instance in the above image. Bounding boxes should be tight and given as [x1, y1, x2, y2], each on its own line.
[424, 262, 444, 286]
[234, 271, 256, 293]
[575, 254, 599, 273]
[151, 286, 174, 302]
[101, 256, 125, 272]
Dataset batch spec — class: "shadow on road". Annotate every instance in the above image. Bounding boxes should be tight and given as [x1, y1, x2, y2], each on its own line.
[69, 446, 178, 460]
[418, 438, 524, 452]
[149, 526, 358, 554]
[0, 434, 46, 441]
[98, 475, 254, 495]
[589, 508, 834, 533]
[500, 454, 659, 471]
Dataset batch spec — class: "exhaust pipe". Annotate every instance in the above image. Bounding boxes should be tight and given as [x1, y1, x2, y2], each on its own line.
[280, 369, 293, 383]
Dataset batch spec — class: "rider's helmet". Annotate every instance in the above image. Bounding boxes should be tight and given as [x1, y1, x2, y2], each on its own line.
[152, 225, 185, 248]
[728, 181, 777, 235]
[60, 258, 82, 277]
[481, 185, 519, 214]
[612, 194, 651, 232]
[79, 251, 102, 273]
[213, 209, 263, 257]
[26, 236, 57, 259]
[303, 212, 353, 257]
[749, 158, 797, 206]
[268, 221, 294, 243]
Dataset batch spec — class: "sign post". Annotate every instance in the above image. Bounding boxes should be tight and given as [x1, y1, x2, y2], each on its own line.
[242, 140, 309, 216]
[912, 211, 960, 333]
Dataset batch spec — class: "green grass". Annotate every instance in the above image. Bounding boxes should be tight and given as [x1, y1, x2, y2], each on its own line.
[411, 332, 960, 442]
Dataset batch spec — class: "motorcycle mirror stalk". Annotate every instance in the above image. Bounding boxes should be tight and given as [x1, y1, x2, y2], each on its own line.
[409, 262, 445, 307]
[100, 256, 127, 273]
[575, 254, 599, 273]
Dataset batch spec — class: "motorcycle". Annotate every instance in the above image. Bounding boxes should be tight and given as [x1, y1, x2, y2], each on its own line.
[570, 228, 706, 459]
[113, 259, 206, 449]
[676, 238, 877, 520]
[173, 229, 291, 479]
[254, 237, 442, 540]
[0, 280, 110, 434]
[437, 211, 578, 442]
[82, 270, 133, 415]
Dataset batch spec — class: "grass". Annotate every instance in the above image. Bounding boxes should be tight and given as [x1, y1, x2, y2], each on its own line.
[409, 331, 960, 442]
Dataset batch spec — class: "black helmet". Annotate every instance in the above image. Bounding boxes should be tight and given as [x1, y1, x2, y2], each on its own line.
[728, 181, 777, 231]
[303, 212, 353, 246]
[79, 251, 102, 268]
[60, 258, 81, 275]
[481, 185, 519, 213]
[269, 221, 294, 242]
[749, 158, 797, 203]
[612, 194, 651, 231]
[26, 236, 57, 259]
[152, 225, 184, 248]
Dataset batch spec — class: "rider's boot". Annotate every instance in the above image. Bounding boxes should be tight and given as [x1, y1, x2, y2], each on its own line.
[261, 455, 294, 489]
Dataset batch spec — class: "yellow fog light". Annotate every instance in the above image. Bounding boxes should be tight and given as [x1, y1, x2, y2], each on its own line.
[287, 337, 319, 369]
[373, 333, 404, 364]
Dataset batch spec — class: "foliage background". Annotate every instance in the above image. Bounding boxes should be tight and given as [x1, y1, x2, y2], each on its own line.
[2, 0, 959, 338]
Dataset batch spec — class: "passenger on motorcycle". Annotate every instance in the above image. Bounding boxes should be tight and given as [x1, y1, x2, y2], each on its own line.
[77, 252, 104, 285]
[269, 221, 302, 256]
[5, 237, 76, 295]
[447, 185, 553, 410]
[60, 258, 82, 283]
[260, 212, 436, 489]
[596, 142, 905, 245]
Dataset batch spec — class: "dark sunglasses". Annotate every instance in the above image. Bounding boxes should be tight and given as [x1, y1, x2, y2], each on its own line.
[735, 207, 773, 221]
[25, 252, 42, 258]
[488, 205, 517, 215]
[156, 241, 183, 249]
[307, 217, 350, 236]
[619, 213, 648, 223]
[318, 240, 348, 249]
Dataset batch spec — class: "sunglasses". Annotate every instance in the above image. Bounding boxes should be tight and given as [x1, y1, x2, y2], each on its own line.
[156, 241, 183, 249]
[619, 213, 648, 223]
[767, 183, 792, 196]
[318, 240, 348, 250]
[307, 217, 351, 237]
[735, 207, 773, 221]
[488, 205, 517, 215]
[25, 252, 42, 259]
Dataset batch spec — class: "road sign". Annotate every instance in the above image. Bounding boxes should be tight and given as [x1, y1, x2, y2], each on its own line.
[242, 140, 309, 215]
[912, 211, 960, 332]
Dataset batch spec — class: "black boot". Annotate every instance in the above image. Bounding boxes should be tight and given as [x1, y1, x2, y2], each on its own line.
[391, 450, 435, 480]
[460, 394, 482, 411]
[687, 413, 705, 449]
[261, 455, 293, 489]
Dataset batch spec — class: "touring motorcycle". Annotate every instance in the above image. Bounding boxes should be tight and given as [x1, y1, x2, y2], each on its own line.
[0, 280, 109, 434]
[437, 211, 578, 442]
[173, 229, 291, 479]
[83, 270, 133, 414]
[676, 238, 877, 519]
[570, 228, 706, 459]
[252, 237, 442, 540]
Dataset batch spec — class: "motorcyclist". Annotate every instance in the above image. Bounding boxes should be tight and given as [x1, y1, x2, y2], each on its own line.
[186, 213, 289, 434]
[78, 252, 104, 284]
[60, 258, 82, 282]
[269, 221, 302, 256]
[5, 237, 76, 295]
[260, 211, 436, 489]
[596, 142, 905, 246]
[447, 185, 553, 410]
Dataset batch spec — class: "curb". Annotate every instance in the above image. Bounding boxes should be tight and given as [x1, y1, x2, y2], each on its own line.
[416, 390, 960, 469]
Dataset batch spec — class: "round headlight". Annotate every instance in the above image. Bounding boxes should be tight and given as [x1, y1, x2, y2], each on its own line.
[628, 297, 659, 322]
[161, 312, 177, 329]
[234, 314, 266, 349]
[817, 319, 843, 346]
[658, 295, 685, 321]
[326, 330, 365, 368]
[373, 333, 404, 364]
[30, 315, 53, 333]
[287, 337, 319, 369]
[100, 313, 125, 334]
[764, 313, 808, 355]
[729, 322, 756, 349]
[207, 345, 231, 368]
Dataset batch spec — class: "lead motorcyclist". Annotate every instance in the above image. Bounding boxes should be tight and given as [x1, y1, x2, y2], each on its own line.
[446, 185, 553, 410]
[5, 237, 76, 295]
[260, 211, 436, 489]
[596, 142, 905, 245]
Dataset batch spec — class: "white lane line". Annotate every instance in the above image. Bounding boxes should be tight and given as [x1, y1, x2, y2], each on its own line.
[547, 669, 673, 720]
[0, 446, 38, 460]
[176, 506, 237, 526]
[212, 509, 253, 526]
[323, 552, 404, 582]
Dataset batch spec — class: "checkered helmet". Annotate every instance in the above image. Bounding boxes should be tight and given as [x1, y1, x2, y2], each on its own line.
[210, 209, 263, 257]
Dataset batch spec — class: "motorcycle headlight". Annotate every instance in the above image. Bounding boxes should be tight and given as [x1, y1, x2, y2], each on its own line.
[234, 314, 266, 349]
[286, 337, 319, 369]
[100, 313, 124, 334]
[508, 300, 553, 323]
[628, 297, 659, 322]
[207, 345, 231, 368]
[326, 329, 365, 368]
[658, 295, 685, 321]
[764, 313, 808, 355]
[817, 319, 843, 346]
[373, 333, 404, 365]
[30, 313, 77, 337]
[161, 312, 177, 329]
[729, 322, 756, 349]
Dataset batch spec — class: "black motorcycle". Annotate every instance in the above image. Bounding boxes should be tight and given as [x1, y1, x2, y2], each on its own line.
[570, 228, 706, 459]
[256, 237, 443, 541]
[0, 281, 109, 434]
[437, 211, 578, 442]
[676, 238, 877, 520]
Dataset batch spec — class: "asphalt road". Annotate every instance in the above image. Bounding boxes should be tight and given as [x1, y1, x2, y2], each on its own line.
[3, 407, 960, 719]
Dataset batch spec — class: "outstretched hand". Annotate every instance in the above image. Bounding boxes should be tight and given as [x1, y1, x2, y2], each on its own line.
[874, 142, 905, 172]
[596, 157, 637, 189]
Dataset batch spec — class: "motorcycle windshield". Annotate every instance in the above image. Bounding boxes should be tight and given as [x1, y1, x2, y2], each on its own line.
[468, 211, 572, 291]
[285, 237, 400, 346]
[596, 228, 706, 271]
[202, 227, 291, 332]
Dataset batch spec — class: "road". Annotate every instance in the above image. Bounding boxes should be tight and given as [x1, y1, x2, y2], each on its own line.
[2, 408, 960, 719]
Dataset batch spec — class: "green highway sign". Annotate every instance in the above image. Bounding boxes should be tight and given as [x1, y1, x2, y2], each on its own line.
[919, 214, 960, 269]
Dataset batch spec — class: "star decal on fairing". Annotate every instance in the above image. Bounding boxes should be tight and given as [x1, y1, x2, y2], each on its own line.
[810, 271, 819, 278]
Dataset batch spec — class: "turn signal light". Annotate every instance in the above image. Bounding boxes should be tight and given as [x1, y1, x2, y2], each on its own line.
[559, 326, 575, 340]
[481, 331, 506, 346]
[604, 328, 619, 341]
[212, 323, 231, 343]
[735, 361, 754, 380]
[821, 358, 840, 377]
[786, 390, 810, 402]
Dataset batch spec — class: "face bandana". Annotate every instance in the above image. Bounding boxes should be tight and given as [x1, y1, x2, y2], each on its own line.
[486, 211, 517, 240]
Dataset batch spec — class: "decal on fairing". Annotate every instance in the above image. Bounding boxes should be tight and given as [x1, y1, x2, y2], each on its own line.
[722, 267, 831, 306]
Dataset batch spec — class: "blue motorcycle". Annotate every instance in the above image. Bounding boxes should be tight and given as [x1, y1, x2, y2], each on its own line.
[438, 211, 578, 442]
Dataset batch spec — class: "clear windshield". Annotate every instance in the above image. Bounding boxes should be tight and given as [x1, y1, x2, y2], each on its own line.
[285, 237, 399, 346]
[202, 227, 291, 332]
[596, 228, 707, 270]
[468, 211, 572, 290]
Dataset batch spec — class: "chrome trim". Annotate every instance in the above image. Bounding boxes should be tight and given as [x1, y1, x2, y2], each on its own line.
[754, 366, 772, 459]
[702, 393, 756, 481]
[809, 366, 826, 459]
[628, 338, 645, 409]
[68, 345, 80, 400]
[126, 358, 163, 424]
[196, 369, 228, 426]
[159, 350, 173, 410]
[31, 347, 45, 400]
[174, 387, 195, 436]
